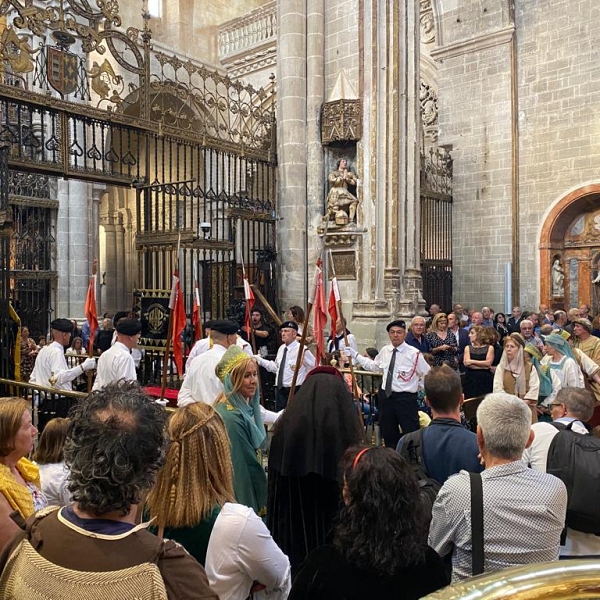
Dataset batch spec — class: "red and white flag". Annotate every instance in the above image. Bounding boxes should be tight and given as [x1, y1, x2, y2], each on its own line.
[312, 261, 327, 363]
[243, 276, 255, 335]
[169, 270, 187, 376]
[192, 279, 202, 342]
[328, 276, 340, 331]
[84, 265, 98, 353]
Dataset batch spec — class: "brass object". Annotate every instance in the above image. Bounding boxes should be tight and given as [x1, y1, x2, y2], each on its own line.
[422, 559, 600, 599]
[321, 99, 362, 144]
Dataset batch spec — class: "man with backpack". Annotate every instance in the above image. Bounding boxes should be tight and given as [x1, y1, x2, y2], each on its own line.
[429, 393, 567, 582]
[398, 365, 482, 486]
[522, 386, 600, 558]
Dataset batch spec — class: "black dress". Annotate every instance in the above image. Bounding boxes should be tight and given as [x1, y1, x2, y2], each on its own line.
[289, 545, 449, 600]
[267, 373, 363, 576]
[463, 344, 493, 398]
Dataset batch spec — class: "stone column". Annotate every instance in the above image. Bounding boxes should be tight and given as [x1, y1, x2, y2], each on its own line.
[306, 0, 325, 269]
[56, 179, 93, 318]
[277, 0, 308, 308]
[396, 0, 426, 316]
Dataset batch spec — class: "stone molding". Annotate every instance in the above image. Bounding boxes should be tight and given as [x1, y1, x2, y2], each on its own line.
[220, 44, 277, 79]
[431, 26, 515, 61]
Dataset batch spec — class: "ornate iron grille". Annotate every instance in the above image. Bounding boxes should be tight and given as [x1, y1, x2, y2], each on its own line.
[420, 147, 453, 311]
[0, 0, 278, 382]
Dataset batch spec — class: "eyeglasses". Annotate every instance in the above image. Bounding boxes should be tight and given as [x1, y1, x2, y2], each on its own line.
[550, 403, 564, 409]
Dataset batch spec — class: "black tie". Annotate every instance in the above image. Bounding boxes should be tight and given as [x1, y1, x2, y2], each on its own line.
[385, 348, 397, 397]
[277, 347, 288, 390]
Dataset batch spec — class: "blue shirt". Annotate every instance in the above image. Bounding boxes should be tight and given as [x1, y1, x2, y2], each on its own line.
[405, 331, 430, 353]
[421, 418, 482, 484]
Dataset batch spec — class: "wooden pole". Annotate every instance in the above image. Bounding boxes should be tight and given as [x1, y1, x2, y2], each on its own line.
[250, 285, 282, 327]
[86, 259, 98, 392]
[288, 301, 313, 403]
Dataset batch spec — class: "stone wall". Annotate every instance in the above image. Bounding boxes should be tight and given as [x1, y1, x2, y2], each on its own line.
[434, 0, 600, 312]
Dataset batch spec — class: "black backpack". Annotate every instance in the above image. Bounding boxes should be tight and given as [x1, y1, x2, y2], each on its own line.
[546, 421, 600, 534]
[399, 428, 442, 520]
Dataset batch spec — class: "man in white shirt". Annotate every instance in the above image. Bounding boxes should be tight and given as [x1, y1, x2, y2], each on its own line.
[345, 319, 430, 450]
[178, 320, 239, 406]
[255, 321, 316, 411]
[92, 319, 141, 391]
[29, 318, 96, 429]
[522, 387, 600, 558]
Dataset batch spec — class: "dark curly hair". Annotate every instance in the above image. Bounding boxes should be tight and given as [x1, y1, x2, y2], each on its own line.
[64, 380, 167, 517]
[334, 446, 428, 576]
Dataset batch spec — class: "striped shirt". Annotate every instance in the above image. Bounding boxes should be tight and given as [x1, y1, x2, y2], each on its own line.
[428, 461, 567, 582]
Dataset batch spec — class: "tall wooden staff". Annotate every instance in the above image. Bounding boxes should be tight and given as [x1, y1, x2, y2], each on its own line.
[160, 234, 180, 403]
[329, 250, 360, 399]
[289, 260, 322, 402]
[241, 253, 265, 406]
[85, 259, 99, 392]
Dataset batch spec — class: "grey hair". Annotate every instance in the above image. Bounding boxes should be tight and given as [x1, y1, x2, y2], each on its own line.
[477, 393, 531, 460]
[64, 380, 167, 517]
[519, 319, 533, 328]
[556, 387, 594, 422]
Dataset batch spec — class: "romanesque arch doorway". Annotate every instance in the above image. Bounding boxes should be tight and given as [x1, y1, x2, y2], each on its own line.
[540, 184, 600, 314]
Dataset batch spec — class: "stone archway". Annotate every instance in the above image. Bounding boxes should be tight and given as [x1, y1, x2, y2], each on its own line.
[540, 184, 600, 313]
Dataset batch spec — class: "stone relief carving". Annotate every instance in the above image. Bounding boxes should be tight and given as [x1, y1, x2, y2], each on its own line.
[420, 80, 438, 141]
[323, 158, 359, 227]
[552, 257, 565, 297]
[420, 0, 436, 44]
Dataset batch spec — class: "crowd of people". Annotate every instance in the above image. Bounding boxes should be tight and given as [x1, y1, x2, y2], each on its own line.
[0, 300, 598, 598]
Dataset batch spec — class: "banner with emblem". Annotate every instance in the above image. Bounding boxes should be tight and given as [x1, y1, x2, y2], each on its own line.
[135, 289, 171, 347]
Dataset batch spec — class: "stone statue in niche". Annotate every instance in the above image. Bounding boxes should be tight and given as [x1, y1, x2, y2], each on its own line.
[324, 158, 359, 227]
[552, 258, 565, 297]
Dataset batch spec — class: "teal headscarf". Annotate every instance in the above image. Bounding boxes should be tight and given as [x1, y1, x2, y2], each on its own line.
[216, 345, 266, 450]
[543, 333, 576, 361]
[524, 343, 553, 399]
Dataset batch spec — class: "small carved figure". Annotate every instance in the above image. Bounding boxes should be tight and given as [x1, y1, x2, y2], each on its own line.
[552, 258, 565, 297]
[325, 158, 359, 225]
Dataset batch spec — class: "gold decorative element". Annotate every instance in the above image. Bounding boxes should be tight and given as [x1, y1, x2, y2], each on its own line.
[89, 59, 123, 100]
[0, 27, 36, 74]
[330, 251, 357, 280]
[321, 99, 362, 144]
[146, 302, 168, 334]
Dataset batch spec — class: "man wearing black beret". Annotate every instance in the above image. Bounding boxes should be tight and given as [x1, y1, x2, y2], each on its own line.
[29, 318, 97, 430]
[92, 318, 141, 391]
[345, 319, 430, 449]
[255, 320, 316, 411]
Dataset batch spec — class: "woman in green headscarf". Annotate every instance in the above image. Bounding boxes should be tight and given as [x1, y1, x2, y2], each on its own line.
[214, 345, 267, 517]
[524, 343, 561, 422]
[541, 332, 585, 389]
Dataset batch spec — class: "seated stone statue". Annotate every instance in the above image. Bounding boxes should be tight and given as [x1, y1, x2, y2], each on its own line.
[326, 158, 359, 225]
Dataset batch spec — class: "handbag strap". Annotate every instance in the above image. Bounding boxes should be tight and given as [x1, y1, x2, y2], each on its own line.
[469, 471, 484, 576]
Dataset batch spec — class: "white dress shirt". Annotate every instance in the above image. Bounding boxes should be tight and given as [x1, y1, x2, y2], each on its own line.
[326, 332, 358, 354]
[178, 344, 227, 406]
[205, 502, 291, 600]
[29, 342, 81, 391]
[38, 462, 70, 506]
[92, 341, 137, 391]
[256, 340, 316, 388]
[187, 336, 252, 372]
[354, 342, 430, 393]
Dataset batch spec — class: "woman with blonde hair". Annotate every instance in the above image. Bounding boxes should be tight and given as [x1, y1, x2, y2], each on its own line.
[0, 397, 47, 551]
[493, 333, 539, 418]
[33, 417, 70, 506]
[214, 345, 267, 516]
[147, 402, 291, 599]
[146, 403, 234, 564]
[425, 313, 459, 369]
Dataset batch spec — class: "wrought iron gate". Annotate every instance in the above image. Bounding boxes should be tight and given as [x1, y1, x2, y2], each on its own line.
[420, 147, 453, 311]
[0, 0, 278, 382]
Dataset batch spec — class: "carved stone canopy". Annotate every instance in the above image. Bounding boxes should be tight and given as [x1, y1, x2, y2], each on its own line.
[321, 70, 362, 144]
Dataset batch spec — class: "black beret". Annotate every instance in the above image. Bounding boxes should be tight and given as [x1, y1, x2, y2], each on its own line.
[51, 318, 74, 333]
[204, 320, 215, 330]
[210, 319, 239, 335]
[116, 318, 142, 336]
[280, 320, 299, 331]
[113, 311, 130, 326]
[386, 320, 407, 331]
